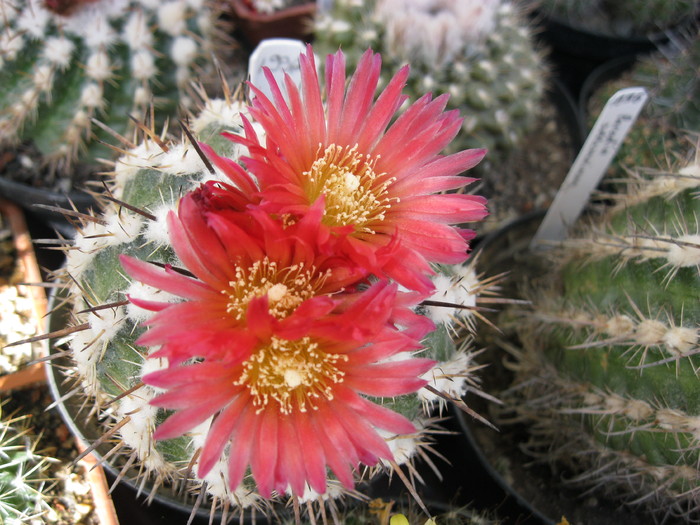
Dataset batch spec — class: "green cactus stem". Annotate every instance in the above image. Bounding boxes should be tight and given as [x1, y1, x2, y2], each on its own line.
[509, 139, 700, 521]
[588, 35, 700, 177]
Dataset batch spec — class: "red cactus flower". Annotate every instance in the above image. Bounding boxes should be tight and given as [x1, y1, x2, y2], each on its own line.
[212, 45, 488, 294]
[121, 185, 436, 497]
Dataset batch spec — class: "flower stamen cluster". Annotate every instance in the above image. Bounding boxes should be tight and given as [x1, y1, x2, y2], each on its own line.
[305, 143, 394, 232]
[236, 336, 348, 415]
[226, 258, 327, 320]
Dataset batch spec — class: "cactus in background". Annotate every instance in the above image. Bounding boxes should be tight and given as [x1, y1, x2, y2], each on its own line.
[0, 410, 53, 523]
[314, 0, 546, 163]
[587, 35, 699, 178]
[508, 138, 700, 521]
[537, 0, 698, 37]
[0, 0, 222, 175]
[50, 46, 492, 518]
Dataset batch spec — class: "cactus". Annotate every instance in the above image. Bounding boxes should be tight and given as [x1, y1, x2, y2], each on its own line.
[538, 0, 699, 37]
[314, 0, 547, 164]
[0, 410, 53, 523]
[507, 138, 700, 521]
[588, 35, 700, 175]
[0, 0, 222, 176]
[49, 46, 492, 518]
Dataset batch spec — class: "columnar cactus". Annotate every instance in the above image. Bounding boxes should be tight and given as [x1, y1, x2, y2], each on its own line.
[0, 411, 53, 523]
[509, 139, 700, 521]
[52, 47, 491, 519]
[537, 0, 699, 37]
[0, 0, 222, 173]
[314, 0, 546, 161]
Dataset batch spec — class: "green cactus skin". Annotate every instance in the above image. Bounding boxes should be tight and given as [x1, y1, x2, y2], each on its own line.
[0, 411, 53, 524]
[0, 0, 221, 174]
[314, 0, 546, 163]
[538, 0, 699, 37]
[511, 144, 700, 521]
[51, 93, 490, 517]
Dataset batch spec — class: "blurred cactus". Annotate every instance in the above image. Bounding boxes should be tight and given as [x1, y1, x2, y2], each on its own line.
[508, 138, 700, 521]
[314, 0, 547, 163]
[538, 0, 699, 37]
[0, 410, 53, 524]
[0, 0, 223, 174]
[588, 34, 700, 177]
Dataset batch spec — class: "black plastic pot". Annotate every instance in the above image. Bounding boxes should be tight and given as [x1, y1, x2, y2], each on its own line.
[0, 177, 97, 237]
[577, 56, 639, 125]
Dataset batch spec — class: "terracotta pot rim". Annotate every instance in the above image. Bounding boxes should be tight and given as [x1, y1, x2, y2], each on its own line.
[0, 198, 47, 391]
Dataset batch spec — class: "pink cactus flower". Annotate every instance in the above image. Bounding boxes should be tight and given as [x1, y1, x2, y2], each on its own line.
[121, 186, 435, 497]
[209, 45, 488, 294]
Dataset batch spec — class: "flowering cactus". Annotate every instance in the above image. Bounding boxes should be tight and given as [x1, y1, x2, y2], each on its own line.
[53, 46, 489, 517]
[314, 0, 546, 161]
[0, 0, 221, 172]
[0, 411, 53, 523]
[509, 139, 700, 521]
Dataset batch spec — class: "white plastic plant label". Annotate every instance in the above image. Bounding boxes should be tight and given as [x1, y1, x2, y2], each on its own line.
[530, 86, 648, 249]
[248, 38, 308, 102]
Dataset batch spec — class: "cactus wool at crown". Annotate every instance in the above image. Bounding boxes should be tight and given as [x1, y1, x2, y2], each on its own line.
[511, 138, 700, 521]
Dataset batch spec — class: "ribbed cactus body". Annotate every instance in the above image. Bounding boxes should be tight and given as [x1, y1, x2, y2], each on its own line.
[514, 148, 700, 518]
[314, 0, 546, 160]
[0, 0, 219, 171]
[62, 97, 256, 505]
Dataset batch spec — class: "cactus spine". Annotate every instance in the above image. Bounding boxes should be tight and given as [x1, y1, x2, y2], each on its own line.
[0, 0, 221, 173]
[509, 139, 700, 521]
[314, 0, 546, 162]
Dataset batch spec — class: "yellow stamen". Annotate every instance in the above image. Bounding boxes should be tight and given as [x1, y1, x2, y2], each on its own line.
[225, 257, 329, 320]
[235, 337, 348, 414]
[304, 144, 396, 233]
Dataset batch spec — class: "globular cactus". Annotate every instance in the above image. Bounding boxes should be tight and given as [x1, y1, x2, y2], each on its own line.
[0, 0, 222, 175]
[314, 0, 547, 162]
[508, 138, 700, 521]
[51, 46, 491, 519]
[0, 411, 53, 524]
[538, 0, 699, 37]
